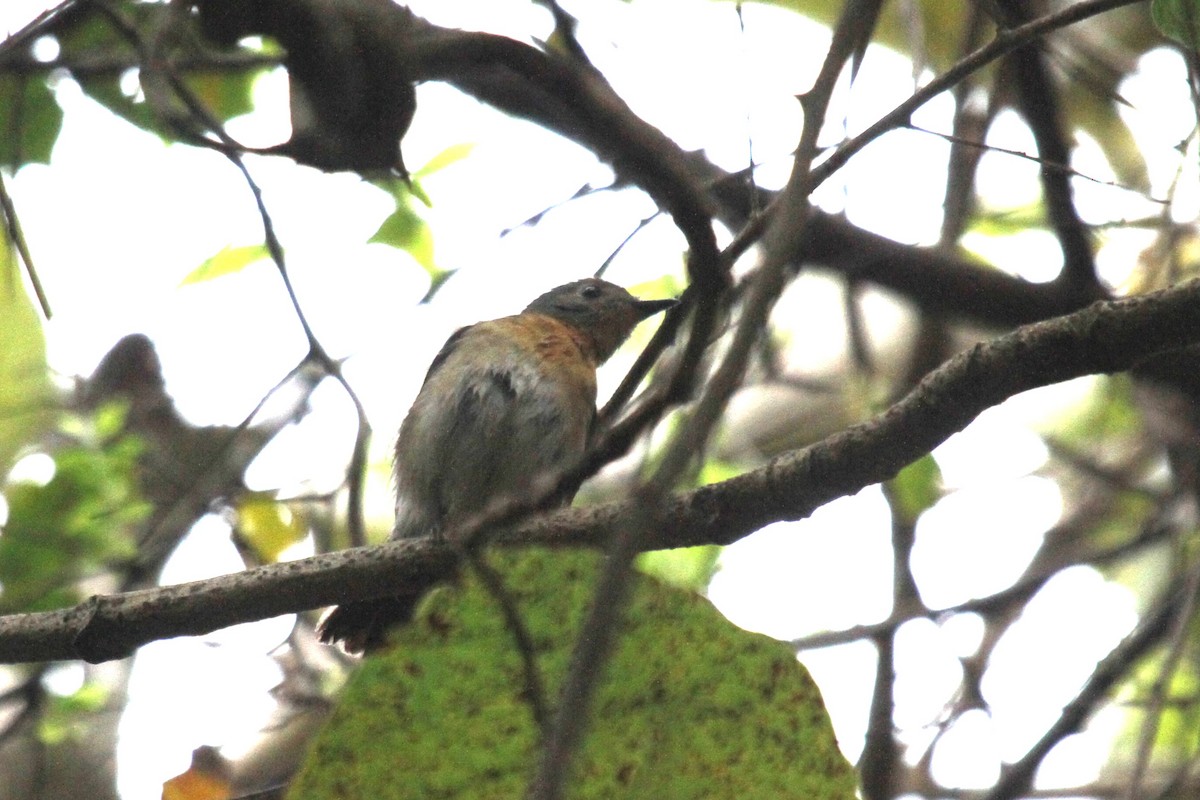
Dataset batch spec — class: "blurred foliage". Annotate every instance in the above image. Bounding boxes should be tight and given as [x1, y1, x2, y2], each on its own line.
[179, 244, 270, 285]
[1089, 493, 1158, 560]
[288, 548, 856, 800]
[0, 0, 266, 170]
[890, 454, 944, 525]
[0, 406, 148, 614]
[754, 0, 969, 71]
[234, 492, 308, 563]
[747, 0, 1158, 188]
[637, 544, 723, 591]
[0, 233, 52, 474]
[38, 681, 109, 745]
[0, 75, 61, 168]
[1152, 0, 1200, 48]
[696, 457, 744, 486]
[368, 144, 476, 301]
[1110, 637, 1200, 772]
[967, 202, 1048, 238]
[52, 3, 262, 143]
[1047, 376, 1143, 445]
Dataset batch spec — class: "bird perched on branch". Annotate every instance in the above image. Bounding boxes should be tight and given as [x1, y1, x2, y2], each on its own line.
[317, 278, 677, 653]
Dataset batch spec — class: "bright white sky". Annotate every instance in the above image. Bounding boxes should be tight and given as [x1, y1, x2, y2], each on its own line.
[2, 1, 1195, 798]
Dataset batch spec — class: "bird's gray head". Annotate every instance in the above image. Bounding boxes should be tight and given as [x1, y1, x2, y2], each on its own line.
[525, 278, 676, 362]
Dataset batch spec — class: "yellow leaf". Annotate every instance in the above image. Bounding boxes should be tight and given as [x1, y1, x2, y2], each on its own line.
[236, 494, 307, 563]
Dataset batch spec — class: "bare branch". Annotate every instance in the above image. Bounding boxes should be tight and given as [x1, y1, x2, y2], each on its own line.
[982, 577, 1189, 800]
[2, 110, 1198, 673]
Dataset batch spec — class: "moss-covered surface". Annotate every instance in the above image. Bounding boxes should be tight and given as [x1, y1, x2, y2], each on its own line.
[288, 548, 857, 799]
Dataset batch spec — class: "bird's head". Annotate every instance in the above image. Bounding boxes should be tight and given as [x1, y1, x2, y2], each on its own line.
[525, 278, 677, 362]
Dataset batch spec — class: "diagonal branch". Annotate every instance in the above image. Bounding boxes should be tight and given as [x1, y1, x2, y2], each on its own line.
[2, 276, 1200, 666]
[4, 0, 1128, 328]
[526, 0, 883, 793]
[993, 0, 1099, 292]
[981, 577, 1191, 800]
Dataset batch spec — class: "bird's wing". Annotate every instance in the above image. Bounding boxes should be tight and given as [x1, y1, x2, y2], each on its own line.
[419, 324, 472, 388]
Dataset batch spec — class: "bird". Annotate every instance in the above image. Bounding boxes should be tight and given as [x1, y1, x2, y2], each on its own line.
[317, 277, 677, 653]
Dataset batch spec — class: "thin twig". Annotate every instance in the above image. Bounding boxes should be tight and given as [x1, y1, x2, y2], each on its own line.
[0, 168, 50, 317]
[132, 358, 313, 570]
[461, 550, 549, 734]
[908, 122, 1167, 200]
[525, 0, 877, 793]
[790, 511, 1173, 652]
[8, 278, 1200, 663]
[95, 0, 376, 548]
[722, 0, 1144, 265]
[1125, 552, 1200, 800]
[983, 577, 1192, 800]
[993, 0, 1098, 291]
[0, 0, 82, 65]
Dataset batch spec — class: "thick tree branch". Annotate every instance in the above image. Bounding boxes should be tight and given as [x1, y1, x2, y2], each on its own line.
[3, 279, 1200, 665]
[801, 212, 1105, 325]
[6, 1, 1128, 328]
[401, 12, 724, 299]
[0, 537, 453, 665]
[528, 0, 881, 793]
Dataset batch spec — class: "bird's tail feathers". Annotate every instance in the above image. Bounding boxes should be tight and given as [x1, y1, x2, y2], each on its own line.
[316, 594, 421, 655]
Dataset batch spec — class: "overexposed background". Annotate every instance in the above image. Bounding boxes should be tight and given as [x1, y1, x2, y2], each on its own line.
[1, 0, 1193, 797]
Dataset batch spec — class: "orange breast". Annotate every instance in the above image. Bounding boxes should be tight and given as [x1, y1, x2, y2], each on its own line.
[503, 312, 599, 403]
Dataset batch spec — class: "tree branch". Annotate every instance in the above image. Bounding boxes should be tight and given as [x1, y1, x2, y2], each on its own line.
[3, 279, 1200, 665]
[994, 0, 1099, 292]
[9, 1, 1127, 327]
[981, 577, 1188, 800]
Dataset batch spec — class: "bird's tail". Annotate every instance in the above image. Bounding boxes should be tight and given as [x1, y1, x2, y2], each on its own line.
[316, 593, 423, 655]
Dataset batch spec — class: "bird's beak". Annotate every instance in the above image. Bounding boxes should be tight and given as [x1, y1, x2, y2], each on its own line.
[632, 297, 678, 320]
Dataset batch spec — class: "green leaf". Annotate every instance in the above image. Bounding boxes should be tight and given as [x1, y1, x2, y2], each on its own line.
[413, 142, 476, 178]
[889, 454, 943, 524]
[370, 203, 456, 297]
[0, 234, 53, 474]
[236, 493, 307, 563]
[0, 426, 147, 614]
[290, 549, 858, 800]
[39, 682, 110, 745]
[369, 205, 429, 259]
[1153, 0, 1200, 48]
[0, 75, 63, 168]
[180, 244, 270, 285]
[367, 163, 461, 300]
[408, 179, 433, 209]
[637, 545, 723, 592]
[419, 267, 457, 304]
[757, 0, 969, 71]
[184, 69, 259, 122]
[55, 8, 265, 142]
[1063, 76, 1150, 192]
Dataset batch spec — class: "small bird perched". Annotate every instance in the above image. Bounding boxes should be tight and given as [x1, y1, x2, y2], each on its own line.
[317, 278, 677, 653]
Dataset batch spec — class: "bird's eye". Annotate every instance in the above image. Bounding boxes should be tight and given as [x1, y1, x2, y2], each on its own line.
[580, 284, 602, 300]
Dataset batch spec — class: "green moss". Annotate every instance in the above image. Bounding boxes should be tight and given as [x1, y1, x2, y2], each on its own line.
[289, 549, 857, 800]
